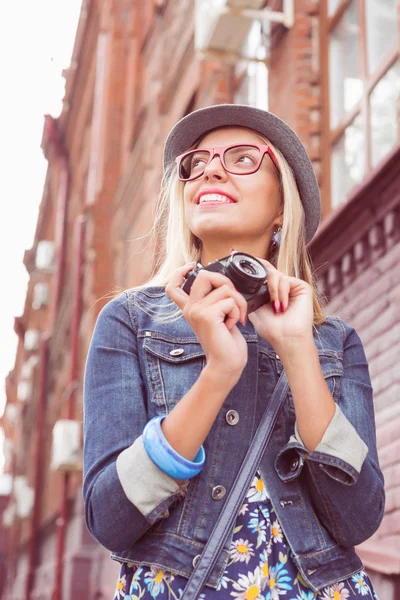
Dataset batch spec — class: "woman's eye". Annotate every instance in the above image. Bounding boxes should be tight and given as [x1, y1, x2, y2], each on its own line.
[237, 154, 256, 164]
[191, 157, 206, 168]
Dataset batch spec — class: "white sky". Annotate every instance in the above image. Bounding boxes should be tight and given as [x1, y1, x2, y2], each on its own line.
[0, 1, 83, 468]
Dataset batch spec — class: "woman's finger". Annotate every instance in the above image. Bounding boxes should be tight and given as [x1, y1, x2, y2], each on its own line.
[256, 258, 277, 277]
[197, 284, 247, 326]
[208, 297, 241, 330]
[188, 269, 235, 303]
[277, 276, 291, 313]
[264, 269, 281, 313]
[166, 262, 198, 309]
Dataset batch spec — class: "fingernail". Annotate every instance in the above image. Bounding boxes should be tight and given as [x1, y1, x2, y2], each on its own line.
[280, 302, 285, 313]
[273, 301, 280, 314]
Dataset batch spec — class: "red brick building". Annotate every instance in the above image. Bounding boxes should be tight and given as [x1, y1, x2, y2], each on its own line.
[1, 1, 399, 598]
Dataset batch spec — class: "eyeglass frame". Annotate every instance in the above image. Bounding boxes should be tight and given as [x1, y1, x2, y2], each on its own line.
[175, 143, 281, 182]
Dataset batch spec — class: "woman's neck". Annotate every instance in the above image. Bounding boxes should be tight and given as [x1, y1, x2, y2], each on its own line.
[200, 238, 270, 265]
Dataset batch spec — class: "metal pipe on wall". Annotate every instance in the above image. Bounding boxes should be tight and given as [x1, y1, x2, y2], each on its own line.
[52, 215, 86, 600]
[25, 115, 70, 600]
[25, 336, 49, 599]
[43, 115, 70, 332]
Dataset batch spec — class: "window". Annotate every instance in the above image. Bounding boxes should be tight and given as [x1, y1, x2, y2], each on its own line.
[234, 21, 268, 110]
[327, 0, 399, 209]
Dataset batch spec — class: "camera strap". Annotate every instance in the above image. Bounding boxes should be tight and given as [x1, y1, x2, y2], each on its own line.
[182, 369, 289, 599]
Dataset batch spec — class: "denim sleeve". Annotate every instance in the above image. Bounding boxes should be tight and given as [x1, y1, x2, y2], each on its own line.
[82, 294, 186, 552]
[275, 321, 385, 548]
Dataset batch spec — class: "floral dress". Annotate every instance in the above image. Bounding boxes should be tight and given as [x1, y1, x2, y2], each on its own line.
[114, 472, 378, 600]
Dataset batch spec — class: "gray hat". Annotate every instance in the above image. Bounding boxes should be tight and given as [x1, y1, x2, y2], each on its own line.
[163, 104, 321, 244]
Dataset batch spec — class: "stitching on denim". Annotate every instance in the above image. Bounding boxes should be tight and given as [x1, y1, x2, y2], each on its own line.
[138, 330, 259, 344]
[177, 475, 199, 536]
[156, 357, 166, 405]
[195, 411, 224, 539]
[258, 348, 278, 360]
[296, 545, 339, 559]
[328, 315, 346, 345]
[96, 345, 138, 357]
[146, 493, 182, 524]
[143, 345, 164, 406]
[142, 341, 205, 408]
[267, 489, 312, 564]
[290, 485, 314, 540]
[109, 555, 228, 589]
[309, 451, 359, 479]
[148, 531, 204, 546]
[292, 470, 328, 547]
[317, 565, 364, 589]
[309, 463, 341, 540]
[307, 461, 344, 545]
[140, 333, 201, 343]
[143, 338, 205, 362]
[126, 291, 139, 334]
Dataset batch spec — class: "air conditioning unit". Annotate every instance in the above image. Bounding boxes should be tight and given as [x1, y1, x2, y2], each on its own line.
[5, 405, 19, 426]
[32, 283, 49, 309]
[17, 380, 32, 402]
[24, 329, 40, 352]
[2, 501, 16, 527]
[195, 0, 293, 60]
[35, 240, 55, 271]
[20, 355, 39, 379]
[0, 474, 12, 496]
[3, 437, 15, 468]
[14, 476, 35, 519]
[50, 420, 82, 472]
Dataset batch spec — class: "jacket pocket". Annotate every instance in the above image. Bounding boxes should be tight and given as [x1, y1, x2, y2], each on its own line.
[142, 335, 206, 413]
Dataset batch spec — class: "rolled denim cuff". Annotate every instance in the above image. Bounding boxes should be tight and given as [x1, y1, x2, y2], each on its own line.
[295, 404, 368, 475]
[143, 416, 205, 480]
[116, 435, 186, 522]
[276, 405, 368, 485]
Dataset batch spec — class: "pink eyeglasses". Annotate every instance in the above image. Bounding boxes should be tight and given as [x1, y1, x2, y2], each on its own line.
[175, 143, 280, 182]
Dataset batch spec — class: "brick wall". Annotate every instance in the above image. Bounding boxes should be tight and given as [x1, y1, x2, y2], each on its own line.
[1, 1, 399, 599]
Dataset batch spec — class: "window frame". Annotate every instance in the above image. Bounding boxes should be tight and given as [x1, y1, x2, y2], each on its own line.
[322, 0, 399, 211]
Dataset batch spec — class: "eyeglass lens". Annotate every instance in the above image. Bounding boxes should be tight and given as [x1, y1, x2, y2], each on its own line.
[179, 145, 263, 180]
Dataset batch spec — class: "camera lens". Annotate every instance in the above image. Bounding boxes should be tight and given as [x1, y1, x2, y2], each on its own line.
[239, 260, 257, 275]
[226, 253, 266, 293]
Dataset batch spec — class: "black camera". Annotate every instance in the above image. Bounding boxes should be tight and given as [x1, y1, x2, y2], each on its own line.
[181, 252, 270, 314]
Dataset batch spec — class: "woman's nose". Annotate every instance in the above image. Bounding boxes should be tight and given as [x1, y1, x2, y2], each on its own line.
[203, 154, 227, 181]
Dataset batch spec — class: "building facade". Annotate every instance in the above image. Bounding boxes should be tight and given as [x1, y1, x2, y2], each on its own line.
[1, 0, 399, 598]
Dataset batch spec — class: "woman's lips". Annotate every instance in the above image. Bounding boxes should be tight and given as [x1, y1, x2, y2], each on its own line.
[197, 192, 237, 206]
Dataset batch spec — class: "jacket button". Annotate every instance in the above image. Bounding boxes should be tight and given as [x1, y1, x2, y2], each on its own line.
[290, 459, 299, 471]
[226, 410, 239, 425]
[212, 485, 226, 500]
[170, 348, 184, 356]
[192, 554, 201, 568]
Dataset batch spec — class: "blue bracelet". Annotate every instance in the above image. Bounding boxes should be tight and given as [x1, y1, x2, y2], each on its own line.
[143, 416, 205, 480]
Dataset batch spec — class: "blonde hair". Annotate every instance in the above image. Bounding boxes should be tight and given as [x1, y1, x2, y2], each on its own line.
[132, 131, 326, 326]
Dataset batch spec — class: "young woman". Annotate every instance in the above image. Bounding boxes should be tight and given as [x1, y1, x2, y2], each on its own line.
[83, 104, 385, 600]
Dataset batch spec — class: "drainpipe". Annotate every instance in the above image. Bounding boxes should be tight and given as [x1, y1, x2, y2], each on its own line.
[43, 115, 70, 332]
[25, 116, 70, 600]
[25, 335, 49, 599]
[52, 215, 86, 600]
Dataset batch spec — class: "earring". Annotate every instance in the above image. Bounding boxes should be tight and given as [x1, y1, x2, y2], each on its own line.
[271, 227, 282, 248]
[194, 236, 202, 250]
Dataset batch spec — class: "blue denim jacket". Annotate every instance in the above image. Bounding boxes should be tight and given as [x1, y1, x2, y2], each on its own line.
[83, 288, 385, 592]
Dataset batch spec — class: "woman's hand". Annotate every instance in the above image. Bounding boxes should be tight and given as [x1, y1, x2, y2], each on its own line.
[248, 258, 315, 351]
[166, 263, 248, 382]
